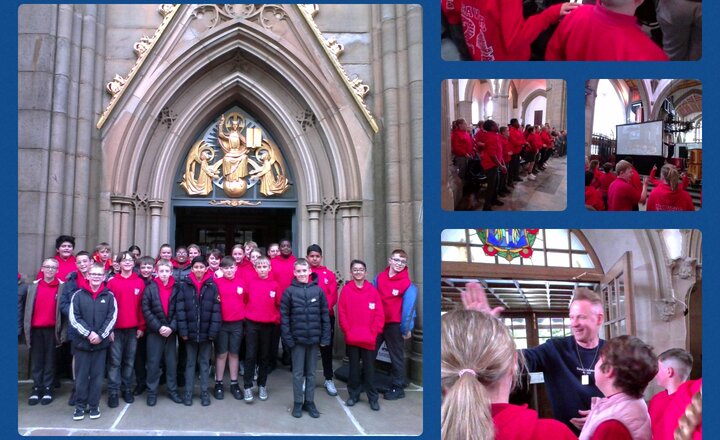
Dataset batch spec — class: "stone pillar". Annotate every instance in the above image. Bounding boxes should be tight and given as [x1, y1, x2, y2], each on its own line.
[456, 100, 473, 125]
[585, 80, 599, 157]
[338, 201, 363, 270]
[110, 195, 133, 252]
[545, 79, 566, 129]
[148, 200, 165, 258]
[495, 93, 510, 125]
[307, 204, 322, 245]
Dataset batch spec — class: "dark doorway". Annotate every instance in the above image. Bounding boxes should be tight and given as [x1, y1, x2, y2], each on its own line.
[174, 207, 294, 255]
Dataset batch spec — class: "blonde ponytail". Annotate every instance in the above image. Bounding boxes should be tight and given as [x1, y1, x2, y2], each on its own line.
[661, 163, 680, 191]
[441, 310, 519, 440]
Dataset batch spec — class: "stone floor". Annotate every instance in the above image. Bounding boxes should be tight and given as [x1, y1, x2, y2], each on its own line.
[479, 155, 567, 211]
[18, 365, 423, 436]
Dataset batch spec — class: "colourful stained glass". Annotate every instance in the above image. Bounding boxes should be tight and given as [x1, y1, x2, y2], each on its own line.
[477, 229, 539, 261]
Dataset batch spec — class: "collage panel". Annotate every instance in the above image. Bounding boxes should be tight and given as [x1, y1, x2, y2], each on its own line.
[441, 0, 701, 61]
[442, 79, 567, 211]
[440, 228, 702, 440]
[585, 79, 701, 211]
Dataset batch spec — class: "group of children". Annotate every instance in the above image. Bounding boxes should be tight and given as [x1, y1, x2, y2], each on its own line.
[585, 157, 696, 211]
[451, 117, 565, 210]
[441, 309, 702, 440]
[19, 235, 418, 422]
[441, 0, 691, 61]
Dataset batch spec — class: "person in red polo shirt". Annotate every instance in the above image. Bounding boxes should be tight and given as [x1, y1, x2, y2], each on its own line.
[646, 164, 695, 211]
[453, 0, 579, 61]
[105, 251, 146, 408]
[339, 259, 384, 411]
[22, 259, 64, 406]
[546, 0, 669, 61]
[607, 160, 648, 211]
[649, 348, 702, 440]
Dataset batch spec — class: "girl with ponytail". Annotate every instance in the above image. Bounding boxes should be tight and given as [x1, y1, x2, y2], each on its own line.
[441, 310, 575, 440]
[646, 164, 695, 211]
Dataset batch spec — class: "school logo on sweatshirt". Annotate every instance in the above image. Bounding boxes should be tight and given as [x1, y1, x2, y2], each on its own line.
[270, 291, 276, 298]
[392, 289, 399, 296]
[324, 278, 329, 285]
[134, 288, 141, 295]
[237, 287, 243, 295]
[369, 302, 376, 310]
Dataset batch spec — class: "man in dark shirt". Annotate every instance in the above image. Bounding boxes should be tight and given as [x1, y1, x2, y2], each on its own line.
[462, 284, 605, 434]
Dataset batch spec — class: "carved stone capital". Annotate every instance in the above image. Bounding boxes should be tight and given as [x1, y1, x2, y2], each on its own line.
[655, 298, 678, 322]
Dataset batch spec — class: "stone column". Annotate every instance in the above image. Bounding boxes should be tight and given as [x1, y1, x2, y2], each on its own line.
[148, 200, 165, 257]
[338, 200, 363, 270]
[109, 195, 133, 251]
[495, 93, 510, 125]
[307, 203, 322, 245]
[456, 100, 473, 124]
[585, 80, 599, 157]
[545, 79, 566, 129]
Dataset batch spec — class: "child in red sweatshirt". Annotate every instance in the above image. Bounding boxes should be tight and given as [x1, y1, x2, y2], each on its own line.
[244, 256, 281, 402]
[545, 1, 669, 61]
[452, 0, 579, 60]
[105, 251, 146, 408]
[339, 259, 384, 411]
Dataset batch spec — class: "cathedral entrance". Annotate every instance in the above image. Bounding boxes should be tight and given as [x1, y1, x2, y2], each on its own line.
[173, 206, 294, 255]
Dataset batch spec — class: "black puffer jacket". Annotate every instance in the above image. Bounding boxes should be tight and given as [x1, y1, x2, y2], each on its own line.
[60, 272, 87, 342]
[176, 276, 221, 342]
[142, 279, 178, 334]
[280, 277, 330, 348]
[69, 287, 117, 352]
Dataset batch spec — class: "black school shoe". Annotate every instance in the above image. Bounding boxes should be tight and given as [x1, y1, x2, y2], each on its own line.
[108, 393, 119, 408]
[146, 394, 157, 406]
[201, 391, 211, 406]
[123, 390, 134, 404]
[291, 402, 303, 418]
[133, 383, 148, 396]
[28, 387, 41, 406]
[168, 391, 184, 404]
[383, 387, 405, 400]
[72, 407, 85, 421]
[230, 383, 242, 400]
[303, 402, 320, 418]
[214, 382, 224, 400]
[369, 400, 380, 411]
[41, 387, 53, 405]
[183, 392, 193, 406]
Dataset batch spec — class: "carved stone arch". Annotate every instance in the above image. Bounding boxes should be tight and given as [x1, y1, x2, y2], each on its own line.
[520, 88, 546, 123]
[463, 79, 487, 103]
[99, 5, 370, 255]
[649, 79, 692, 121]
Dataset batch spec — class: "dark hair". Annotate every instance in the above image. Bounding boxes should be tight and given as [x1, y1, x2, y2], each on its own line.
[623, 156, 634, 165]
[306, 244, 323, 255]
[75, 250, 91, 260]
[482, 119, 497, 131]
[208, 248, 223, 260]
[128, 245, 141, 254]
[510, 118, 519, 126]
[350, 259, 366, 270]
[658, 348, 693, 381]
[603, 162, 613, 173]
[391, 249, 408, 259]
[599, 335, 657, 398]
[191, 256, 207, 267]
[138, 256, 155, 267]
[115, 251, 134, 263]
[585, 171, 595, 187]
[220, 256, 236, 268]
[55, 235, 76, 250]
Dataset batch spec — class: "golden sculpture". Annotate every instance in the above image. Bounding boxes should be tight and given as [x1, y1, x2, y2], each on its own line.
[179, 111, 291, 199]
[180, 140, 222, 196]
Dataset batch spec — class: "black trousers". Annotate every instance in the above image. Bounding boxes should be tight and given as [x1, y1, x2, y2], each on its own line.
[30, 327, 56, 389]
[482, 166, 499, 210]
[347, 345, 378, 402]
[146, 332, 178, 395]
[376, 323, 405, 388]
[244, 320, 274, 388]
[320, 314, 335, 380]
[510, 154, 521, 181]
[134, 334, 147, 388]
[74, 348, 107, 408]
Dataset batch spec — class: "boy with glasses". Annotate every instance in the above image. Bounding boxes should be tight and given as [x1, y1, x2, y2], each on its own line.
[374, 249, 417, 400]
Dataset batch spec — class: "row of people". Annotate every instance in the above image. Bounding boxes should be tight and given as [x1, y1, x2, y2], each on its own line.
[442, 0, 683, 61]
[585, 159, 695, 211]
[19, 235, 418, 421]
[451, 118, 562, 210]
[441, 284, 702, 439]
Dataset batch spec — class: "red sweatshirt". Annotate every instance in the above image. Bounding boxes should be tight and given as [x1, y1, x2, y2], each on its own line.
[442, 0, 461, 25]
[585, 185, 605, 211]
[546, 4, 669, 61]
[528, 132, 543, 154]
[236, 259, 256, 283]
[458, 0, 563, 61]
[607, 178, 641, 211]
[245, 276, 281, 324]
[338, 281, 384, 350]
[215, 276, 247, 322]
[451, 129, 474, 157]
[508, 126, 526, 155]
[271, 255, 296, 298]
[647, 183, 695, 211]
[154, 277, 175, 317]
[597, 170, 617, 196]
[107, 272, 146, 331]
[311, 265, 338, 316]
[591, 420, 632, 440]
[479, 131, 502, 170]
[540, 130, 553, 148]
[649, 379, 702, 440]
[37, 254, 76, 281]
[31, 277, 60, 327]
[499, 134, 512, 163]
[492, 403, 577, 440]
[375, 266, 412, 323]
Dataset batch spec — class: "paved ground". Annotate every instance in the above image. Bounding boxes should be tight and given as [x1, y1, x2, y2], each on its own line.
[18, 364, 423, 436]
